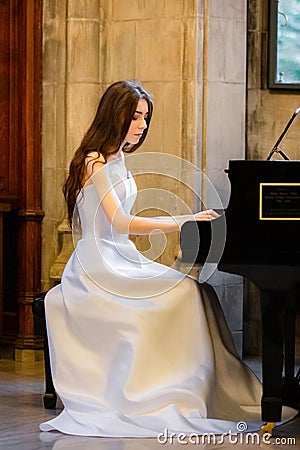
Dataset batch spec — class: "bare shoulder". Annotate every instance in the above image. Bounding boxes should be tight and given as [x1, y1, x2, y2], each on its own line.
[82, 152, 106, 186]
[85, 151, 106, 166]
[85, 151, 106, 178]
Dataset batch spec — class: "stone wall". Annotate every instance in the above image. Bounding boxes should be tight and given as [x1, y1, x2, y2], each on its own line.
[204, 1, 247, 356]
[101, 1, 204, 267]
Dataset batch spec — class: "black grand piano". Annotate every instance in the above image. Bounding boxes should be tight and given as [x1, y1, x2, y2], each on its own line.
[181, 159, 300, 430]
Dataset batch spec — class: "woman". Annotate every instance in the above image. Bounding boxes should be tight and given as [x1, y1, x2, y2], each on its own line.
[40, 81, 293, 437]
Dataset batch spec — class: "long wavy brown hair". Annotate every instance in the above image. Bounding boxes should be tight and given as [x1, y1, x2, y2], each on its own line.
[63, 81, 153, 225]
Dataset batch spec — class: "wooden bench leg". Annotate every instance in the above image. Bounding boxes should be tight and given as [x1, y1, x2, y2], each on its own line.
[32, 292, 57, 409]
[43, 334, 57, 409]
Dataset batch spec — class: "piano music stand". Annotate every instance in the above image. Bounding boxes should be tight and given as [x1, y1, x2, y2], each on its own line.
[267, 106, 300, 161]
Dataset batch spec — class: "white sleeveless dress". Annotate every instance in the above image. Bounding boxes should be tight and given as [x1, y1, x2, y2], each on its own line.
[39, 154, 295, 437]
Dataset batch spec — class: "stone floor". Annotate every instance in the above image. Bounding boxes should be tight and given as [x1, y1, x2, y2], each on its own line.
[0, 357, 299, 449]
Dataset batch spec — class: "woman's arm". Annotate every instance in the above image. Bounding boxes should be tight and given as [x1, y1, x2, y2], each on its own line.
[88, 159, 219, 236]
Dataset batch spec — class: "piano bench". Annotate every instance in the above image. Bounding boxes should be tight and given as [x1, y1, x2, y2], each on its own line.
[32, 292, 57, 409]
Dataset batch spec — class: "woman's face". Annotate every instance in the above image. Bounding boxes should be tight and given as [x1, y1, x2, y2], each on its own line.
[124, 99, 149, 145]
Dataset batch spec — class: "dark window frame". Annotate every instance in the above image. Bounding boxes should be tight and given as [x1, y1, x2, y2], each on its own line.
[268, 0, 300, 90]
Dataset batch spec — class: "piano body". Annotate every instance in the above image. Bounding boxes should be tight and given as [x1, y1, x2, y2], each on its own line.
[181, 160, 300, 427]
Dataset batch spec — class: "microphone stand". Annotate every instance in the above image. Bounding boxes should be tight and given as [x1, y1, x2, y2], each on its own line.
[267, 107, 300, 160]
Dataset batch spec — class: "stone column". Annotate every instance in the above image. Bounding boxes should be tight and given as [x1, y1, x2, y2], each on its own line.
[66, 0, 101, 162]
[42, 0, 67, 291]
[202, 0, 247, 355]
[42, 0, 102, 289]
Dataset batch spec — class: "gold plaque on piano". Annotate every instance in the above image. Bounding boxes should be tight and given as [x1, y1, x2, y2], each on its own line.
[259, 183, 300, 220]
